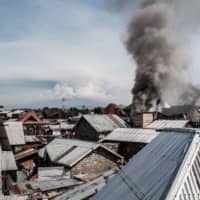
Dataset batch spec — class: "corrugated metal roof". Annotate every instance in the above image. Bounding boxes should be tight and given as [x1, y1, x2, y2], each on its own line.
[38, 167, 64, 180]
[1, 122, 25, 145]
[2, 151, 17, 171]
[103, 128, 160, 143]
[39, 138, 122, 167]
[29, 177, 82, 192]
[53, 171, 115, 200]
[93, 129, 197, 200]
[0, 196, 28, 200]
[166, 132, 200, 200]
[39, 138, 96, 167]
[83, 114, 127, 132]
[146, 120, 189, 129]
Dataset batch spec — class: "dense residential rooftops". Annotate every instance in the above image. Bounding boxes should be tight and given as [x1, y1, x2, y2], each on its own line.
[39, 138, 123, 167]
[93, 128, 200, 200]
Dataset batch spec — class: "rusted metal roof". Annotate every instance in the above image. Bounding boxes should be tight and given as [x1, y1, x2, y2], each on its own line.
[103, 128, 159, 144]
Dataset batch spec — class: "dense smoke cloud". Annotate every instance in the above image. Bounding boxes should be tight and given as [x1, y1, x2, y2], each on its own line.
[120, 0, 200, 115]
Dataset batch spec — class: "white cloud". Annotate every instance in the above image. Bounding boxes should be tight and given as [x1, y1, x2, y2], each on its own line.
[43, 79, 116, 102]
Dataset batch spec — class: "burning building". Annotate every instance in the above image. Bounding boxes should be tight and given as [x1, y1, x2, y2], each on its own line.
[125, 0, 200, 120]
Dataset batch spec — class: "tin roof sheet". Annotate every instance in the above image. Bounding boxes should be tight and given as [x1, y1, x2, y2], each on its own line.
[39, 138, 96, 167]
[1, 122, 25, 145]
[83, 114, 127, 132]
[146, 120, 189, 129]
[103, 128, 159, 143]
[2, 151, 17, 171]
[39, 138, 121, 167]
[93, 129, 197, 200]
[29, 177, 82, 192]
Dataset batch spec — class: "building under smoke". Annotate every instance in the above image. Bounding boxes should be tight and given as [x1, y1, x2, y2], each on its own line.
[125, 0, 200, 117]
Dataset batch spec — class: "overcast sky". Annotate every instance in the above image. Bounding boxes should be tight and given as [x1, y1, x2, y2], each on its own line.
[0, 0, 137, 108]
[1, 0, 200, 108]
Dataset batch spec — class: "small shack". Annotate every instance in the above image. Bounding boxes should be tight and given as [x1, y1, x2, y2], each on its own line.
[74, 114, 127, 141]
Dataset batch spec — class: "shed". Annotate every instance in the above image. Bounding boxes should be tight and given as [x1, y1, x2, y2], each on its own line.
[102, 128, 160, 160]
[75, 114, 127, 141]
[93, 128, 200, 200]
[0, 122, 25, 147]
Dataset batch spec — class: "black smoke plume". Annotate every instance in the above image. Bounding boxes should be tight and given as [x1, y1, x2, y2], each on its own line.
[125, 0, 200, 115]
